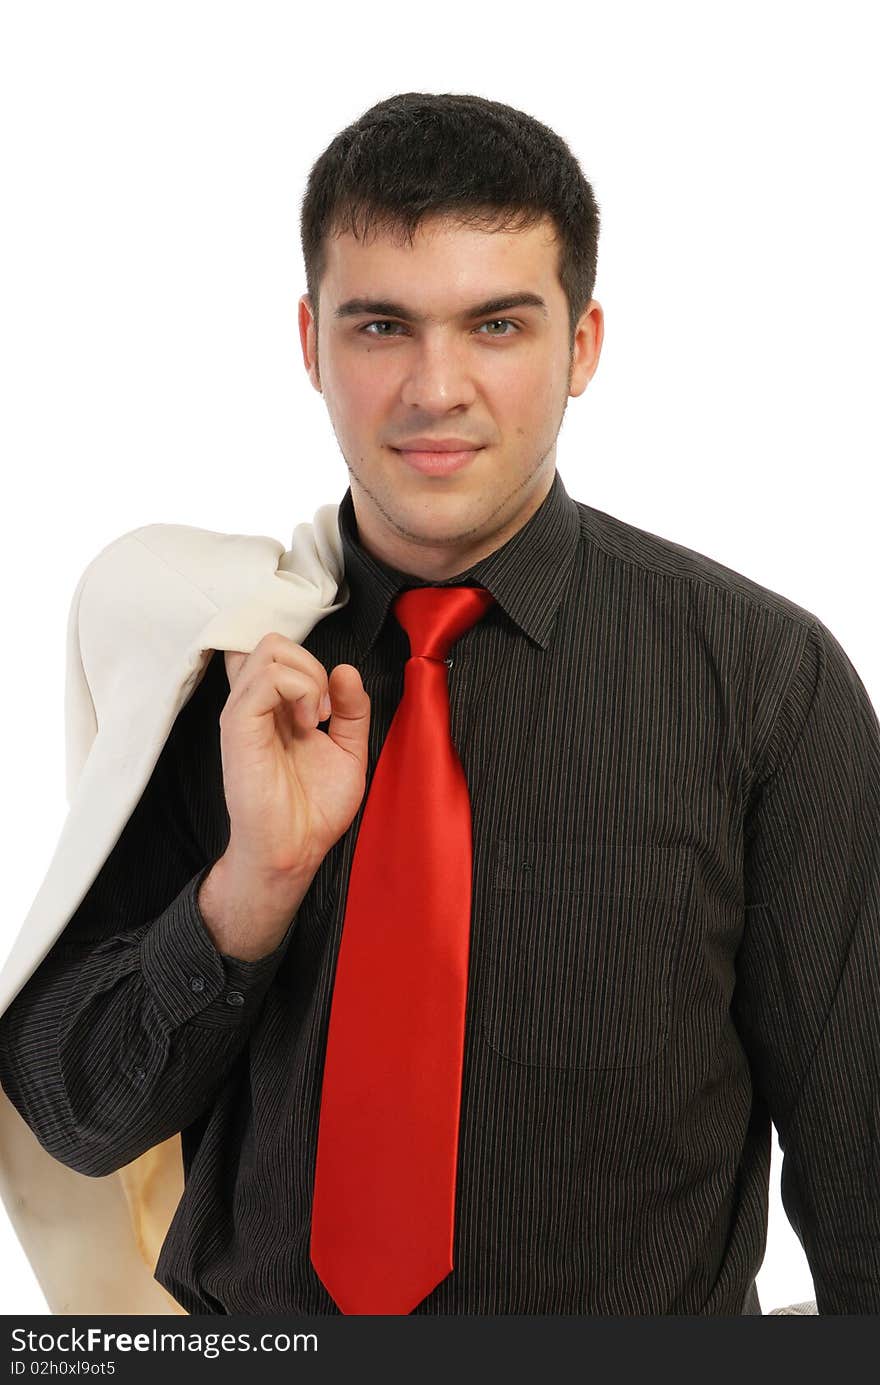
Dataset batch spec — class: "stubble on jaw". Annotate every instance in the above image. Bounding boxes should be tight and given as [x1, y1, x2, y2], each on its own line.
[351, 445, 555, 546]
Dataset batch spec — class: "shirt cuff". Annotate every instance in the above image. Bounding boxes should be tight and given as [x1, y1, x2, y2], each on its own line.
[140, 861, 296, 1030]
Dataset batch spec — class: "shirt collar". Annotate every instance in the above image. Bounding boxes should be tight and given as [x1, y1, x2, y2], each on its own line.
[337, 467, 582, 658]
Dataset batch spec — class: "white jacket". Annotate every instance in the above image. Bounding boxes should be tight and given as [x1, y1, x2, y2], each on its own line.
[0, 507, 347, 1314]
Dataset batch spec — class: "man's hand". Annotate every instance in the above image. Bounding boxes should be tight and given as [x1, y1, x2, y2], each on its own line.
[197, 634, 371, 961]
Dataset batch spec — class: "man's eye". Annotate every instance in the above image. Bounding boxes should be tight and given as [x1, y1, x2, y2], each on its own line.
[477, 319, 519, 336]
[359, 318, 519, 337]
[361, 320, 403, 336]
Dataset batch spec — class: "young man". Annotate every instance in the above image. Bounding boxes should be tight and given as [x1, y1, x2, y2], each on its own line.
[0, 92, 877, 1316]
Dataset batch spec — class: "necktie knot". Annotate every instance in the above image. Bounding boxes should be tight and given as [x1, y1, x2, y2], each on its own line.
[391, 585, 496, 661]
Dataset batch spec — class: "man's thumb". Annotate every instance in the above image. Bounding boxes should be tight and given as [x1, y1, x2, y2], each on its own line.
[325, 664, 370, 761]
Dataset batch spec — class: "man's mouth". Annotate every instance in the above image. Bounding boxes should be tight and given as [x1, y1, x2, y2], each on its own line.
[392, 446, 483, 475]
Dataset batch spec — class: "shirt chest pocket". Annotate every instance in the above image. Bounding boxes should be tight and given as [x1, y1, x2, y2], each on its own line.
[479, 841, 692, 1072]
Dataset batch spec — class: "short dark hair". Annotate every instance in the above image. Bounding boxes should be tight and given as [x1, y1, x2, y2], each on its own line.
[300, 92, 601, 354]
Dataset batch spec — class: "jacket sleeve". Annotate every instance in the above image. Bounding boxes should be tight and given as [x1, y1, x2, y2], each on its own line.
[734, 614, 880, 1314]
[0, 651, 297, 1179]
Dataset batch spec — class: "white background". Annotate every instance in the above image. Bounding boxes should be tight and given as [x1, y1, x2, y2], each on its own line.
[1, 0, 877, 1315]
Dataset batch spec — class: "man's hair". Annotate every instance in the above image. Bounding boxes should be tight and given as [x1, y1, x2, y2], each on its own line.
[300, 92, 601, 355]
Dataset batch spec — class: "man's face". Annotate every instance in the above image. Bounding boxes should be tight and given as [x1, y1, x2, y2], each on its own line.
[298, 213, 603, 579]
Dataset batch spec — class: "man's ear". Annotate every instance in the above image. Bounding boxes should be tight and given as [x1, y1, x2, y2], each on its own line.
[298, 294, 322, 392]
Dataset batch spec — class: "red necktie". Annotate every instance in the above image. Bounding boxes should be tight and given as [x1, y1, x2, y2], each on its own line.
[309, 584, 496, 1314]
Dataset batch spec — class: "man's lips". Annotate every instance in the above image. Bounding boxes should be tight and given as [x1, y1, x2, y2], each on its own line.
[392, 445, 483, 475]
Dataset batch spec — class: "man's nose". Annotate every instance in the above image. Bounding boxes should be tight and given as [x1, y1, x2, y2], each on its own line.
[399, 335, 479, 413]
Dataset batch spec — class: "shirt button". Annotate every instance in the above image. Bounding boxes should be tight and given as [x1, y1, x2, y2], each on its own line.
[226, 991, 245, 1007]
[189, 976, 205, 993]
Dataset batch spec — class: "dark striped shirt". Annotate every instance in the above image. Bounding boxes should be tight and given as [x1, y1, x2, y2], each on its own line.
[1, 468, 878, 1314]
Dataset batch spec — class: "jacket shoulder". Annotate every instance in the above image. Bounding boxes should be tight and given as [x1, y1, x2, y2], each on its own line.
[96, 521, 284, 582]
[75, 522, 286, 620]
[67, 523, 290, 716]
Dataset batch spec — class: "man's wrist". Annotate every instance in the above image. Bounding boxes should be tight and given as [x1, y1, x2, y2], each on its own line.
[196, 851, 315, 962]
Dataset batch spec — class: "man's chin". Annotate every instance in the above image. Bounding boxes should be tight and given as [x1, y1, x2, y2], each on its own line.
[375, 494, 496, 551]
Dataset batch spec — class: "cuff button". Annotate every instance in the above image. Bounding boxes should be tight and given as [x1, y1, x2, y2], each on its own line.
[189, 976, 206, 993]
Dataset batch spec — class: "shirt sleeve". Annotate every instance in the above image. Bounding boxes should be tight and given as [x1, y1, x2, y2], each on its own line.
[734, 614, 880, 1314]
[0, 651, 297, 1179]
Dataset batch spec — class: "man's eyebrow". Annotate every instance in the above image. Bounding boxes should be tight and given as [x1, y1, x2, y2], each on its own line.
[333, 292, 549, 323]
